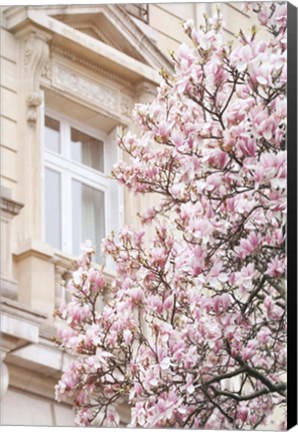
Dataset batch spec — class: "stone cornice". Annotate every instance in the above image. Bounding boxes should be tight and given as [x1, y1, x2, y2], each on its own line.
[3, 4, 171, 71]
[3, 7, 161, 86]
[106, 4, 172, 70]
[8, 363, 61, 400]
[1, 297, 47, 323]
[13, 239, 55, 262]
[0, 307, 44, 361]
[50, 44, 133, 89]
[0, 196, 24, 217]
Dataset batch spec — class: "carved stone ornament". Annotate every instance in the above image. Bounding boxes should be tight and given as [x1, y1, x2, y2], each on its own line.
[22, 31, 51, 93]
[41, 60, 52, 82]
[52, 44, 131, 88]
[18, 30, 51, 125]
[0, 188, 24, 217]
[53, 64, 119, 114]
[26, 92, 43, 124]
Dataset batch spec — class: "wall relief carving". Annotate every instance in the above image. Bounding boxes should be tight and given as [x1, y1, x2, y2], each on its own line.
[52, 64, 120, 114]
[51, 44, 132, 88]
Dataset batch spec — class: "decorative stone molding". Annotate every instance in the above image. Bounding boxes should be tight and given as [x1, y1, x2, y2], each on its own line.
[13, 239, 54, 263]
[26, 91, 43, 123]
[22, 30, 51, 90]
[52, 63, 119, 114]
[1, 187, 24, 300]
[1, 297, 47, 324]
[51, 252, 74, 308]
[17, 27, 52, 124]
[40, 59, 52, 82]
[106, 4, 172, 70]
[0, 195, 24, 217]
[65, 20, 120, 51]
[51, 44, 132, 88]
[0, 298, 46, 399]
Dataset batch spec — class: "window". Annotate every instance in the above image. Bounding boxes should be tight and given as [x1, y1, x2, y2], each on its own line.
[43, 111, 112, 264]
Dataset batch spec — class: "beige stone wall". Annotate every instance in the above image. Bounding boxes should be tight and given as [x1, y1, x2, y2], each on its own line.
[1, 387, 74, 426]
[150, 2, 260, 59]
[1, 26, 18, 198]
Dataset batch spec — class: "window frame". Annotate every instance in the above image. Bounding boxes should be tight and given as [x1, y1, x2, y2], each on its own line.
[42, 108, 111, 259]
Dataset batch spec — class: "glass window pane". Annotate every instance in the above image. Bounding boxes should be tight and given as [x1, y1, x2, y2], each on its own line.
[45, 116, 60, 153]
[71, 128, 104, 172]
[72, 180, 105, 263]
[45, 168, 61, 249]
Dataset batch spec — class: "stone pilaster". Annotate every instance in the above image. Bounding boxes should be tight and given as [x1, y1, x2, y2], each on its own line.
[15, 26, 52, 244]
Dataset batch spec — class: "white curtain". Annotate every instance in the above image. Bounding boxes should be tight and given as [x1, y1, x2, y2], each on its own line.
[73, 180, 105, 263]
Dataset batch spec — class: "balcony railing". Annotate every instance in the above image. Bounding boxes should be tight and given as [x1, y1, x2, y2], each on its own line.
[123, 3, 149, 24]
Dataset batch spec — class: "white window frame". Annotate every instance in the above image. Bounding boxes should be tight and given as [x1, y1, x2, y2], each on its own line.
[42, 107, 114, 260]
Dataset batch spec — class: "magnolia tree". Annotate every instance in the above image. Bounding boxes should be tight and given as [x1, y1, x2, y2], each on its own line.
[54, 3, 287, 429]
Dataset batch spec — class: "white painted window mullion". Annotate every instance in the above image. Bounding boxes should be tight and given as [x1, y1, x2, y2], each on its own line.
[62, 119, 70, 159]
[61, 170, 72, 253]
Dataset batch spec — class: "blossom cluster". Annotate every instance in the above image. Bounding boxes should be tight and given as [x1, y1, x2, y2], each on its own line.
[55, 3, 287, 429]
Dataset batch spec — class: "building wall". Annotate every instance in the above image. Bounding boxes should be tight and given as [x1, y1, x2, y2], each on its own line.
[0, 3, 267, 427]
[151, 2, 259, 56]
[1, 26, 18, 197]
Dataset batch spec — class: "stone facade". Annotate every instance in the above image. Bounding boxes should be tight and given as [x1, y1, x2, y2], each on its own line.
[0, 3, 260, 426]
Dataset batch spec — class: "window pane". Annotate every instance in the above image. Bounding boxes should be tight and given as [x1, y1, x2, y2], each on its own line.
[72, 180, 105, 263]
[45, 116, 60, 153]
[71, 128, 104, 172]
[45, 168, 61, 249]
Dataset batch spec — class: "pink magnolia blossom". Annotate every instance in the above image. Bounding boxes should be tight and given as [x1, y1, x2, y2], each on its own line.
[55, 4, 287, 429]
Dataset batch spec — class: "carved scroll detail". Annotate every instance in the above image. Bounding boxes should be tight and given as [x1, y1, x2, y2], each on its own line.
[19, 30, 51, 124]
[22, 32, 51, 92]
